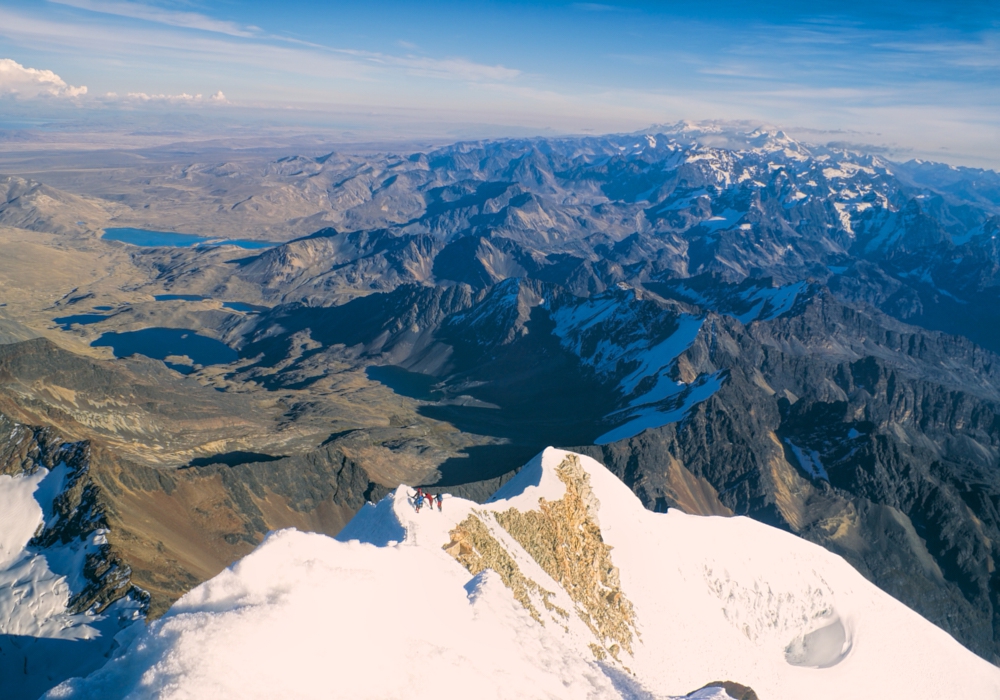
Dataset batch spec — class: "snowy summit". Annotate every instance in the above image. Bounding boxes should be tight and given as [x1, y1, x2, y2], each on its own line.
[46, 449, 1000, 699]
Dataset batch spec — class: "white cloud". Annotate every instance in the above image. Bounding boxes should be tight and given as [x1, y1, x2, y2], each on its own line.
[88, 89, 229, 107]
[572, 3, 623, 11]
[114, 90, 229, 105]
[48, 0, 259, 38]
[126, 91, 200, 102]
[0, 58, 87, 98]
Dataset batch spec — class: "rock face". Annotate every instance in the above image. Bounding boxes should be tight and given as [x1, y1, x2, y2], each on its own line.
[698, 682, 759, 700]
[446, 455, 638, 662]
[0, 418, 146, 617]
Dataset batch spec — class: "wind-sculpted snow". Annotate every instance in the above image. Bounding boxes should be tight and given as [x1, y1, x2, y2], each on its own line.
[47, 449, 1000, 700]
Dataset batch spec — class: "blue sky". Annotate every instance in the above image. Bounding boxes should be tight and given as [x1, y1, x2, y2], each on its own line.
[0, 1, 998, 165]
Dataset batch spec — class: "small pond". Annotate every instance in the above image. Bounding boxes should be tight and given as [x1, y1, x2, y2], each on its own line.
[150, 296, 267, 313]
[91, 328, 238, 374]
[365, 365, 442, 402]
[154, 294, 207, 302]
[54, 314, 108, 329]
[102, 228, 278, 249]
[221, 301, 269, 313]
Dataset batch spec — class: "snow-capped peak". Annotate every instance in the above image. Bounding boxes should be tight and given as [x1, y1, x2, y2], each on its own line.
[46, 448, 1000, 700]
[637, 121, 810, 157]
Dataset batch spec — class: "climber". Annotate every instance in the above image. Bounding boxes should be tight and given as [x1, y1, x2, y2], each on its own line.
[436, 493, 443, 511]
[415, 489, 424, 512]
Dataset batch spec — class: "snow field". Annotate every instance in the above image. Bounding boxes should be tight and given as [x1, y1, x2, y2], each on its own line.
[537, 450, 1000, 698]
[0, 468, 47, 567]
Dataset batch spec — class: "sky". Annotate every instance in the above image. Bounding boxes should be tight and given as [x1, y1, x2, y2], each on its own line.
[0, 1, 998, 165]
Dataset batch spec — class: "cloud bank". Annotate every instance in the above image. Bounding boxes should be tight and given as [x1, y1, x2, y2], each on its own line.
[0, 58, 87, 99]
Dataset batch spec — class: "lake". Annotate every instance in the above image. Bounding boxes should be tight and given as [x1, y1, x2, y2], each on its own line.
[102, 228, 278, 249]
[91, 328, 238, 374]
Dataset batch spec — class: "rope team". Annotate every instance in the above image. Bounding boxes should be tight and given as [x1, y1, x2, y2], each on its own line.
[414, 488, 443, 513]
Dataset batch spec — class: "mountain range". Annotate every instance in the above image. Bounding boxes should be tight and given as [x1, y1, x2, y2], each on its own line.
[2, 122, 1000, 696]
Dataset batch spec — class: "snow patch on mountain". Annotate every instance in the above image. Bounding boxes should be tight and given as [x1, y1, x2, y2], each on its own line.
[700, 209, 743, 233]
[737, 281, 806, 322]
[784, 439, 830, 482]
[549, 294, 704, 396]
[46, 448, 1000, 700]
[547, 291, 727, 442]
[596, 371, 724, 444]
[660, 280, 805, 325]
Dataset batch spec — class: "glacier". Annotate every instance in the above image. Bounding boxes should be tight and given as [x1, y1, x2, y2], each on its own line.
[0, 465, 142, 700]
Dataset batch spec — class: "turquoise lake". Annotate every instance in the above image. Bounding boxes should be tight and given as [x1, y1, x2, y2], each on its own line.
[102, 228, 278, 249]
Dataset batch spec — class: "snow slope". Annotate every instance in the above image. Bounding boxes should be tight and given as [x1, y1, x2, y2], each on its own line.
[46, 449, 1000, 700]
